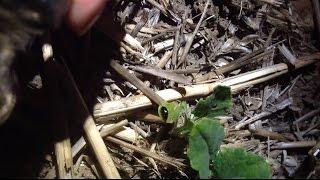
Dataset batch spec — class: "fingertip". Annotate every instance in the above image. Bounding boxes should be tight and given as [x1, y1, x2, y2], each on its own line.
[66, 0, 107, 35]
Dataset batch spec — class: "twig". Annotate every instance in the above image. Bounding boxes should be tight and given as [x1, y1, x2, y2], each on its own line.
[54, 138, 73, 178]
[235, 112, 271, 130]
[110, 60, 166, 106]
[177, 0, 210, 67]
[120, 42, 139, 56]
[106, 124, 140, 143]
[221, 140, 260, 149]
[105, 136, 186, 168]
[262, 85, 269, 111]
[215, 47, 269, 75]
[72, 137, 87, 159]
[194, 71, 219, 83]
[132, 155, 150, 168]
[271, 141, 317, 150]
[72, 120, 129, 158]
[249, 128, 292, 142]
[293, 108, 320, 124]
[226, 130, 251, 138]
[156, 50, 172, 69]
[172, 24, 181, 68]
[131, 110, 164, 123]
[153, 38, 175, 53]
[230, 71, 286, 93]
[150, 143, 160, 172]
[97, 109, 164, 124]
[135, 32, 153, 38]
[129, 122, 150, 138]
[278, 44, 297, 65]
[235, 98, 292, 129]
[126, 24, 159, 34]
[221, 52, 318, 87]
[142, 31, 171, 46]
[126, 24, 178, 34]
[164, 68, 201, 74]
[123, 34, 145, 52]
[100, 120, 129, 137]
[258, 0, 283, 7]
[129, 65, 191, 84]
[287, 74, 302, 97]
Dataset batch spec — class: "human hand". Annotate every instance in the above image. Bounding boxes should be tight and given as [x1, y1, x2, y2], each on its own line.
[66, 0, 107, 35]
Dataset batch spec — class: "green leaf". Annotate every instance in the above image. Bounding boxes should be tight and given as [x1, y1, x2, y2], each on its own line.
[158, 101, 188, 123]
[174, 117, 194, 137]
[214, 148, 272, 179]
[187, 118, 225, 179]
[158, 101, 194, 137]
[192, 86, 232, 119]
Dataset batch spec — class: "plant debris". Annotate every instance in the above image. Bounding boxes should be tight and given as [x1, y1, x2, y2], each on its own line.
[41, 0, 320, 178]
[1, 0, 320, 179]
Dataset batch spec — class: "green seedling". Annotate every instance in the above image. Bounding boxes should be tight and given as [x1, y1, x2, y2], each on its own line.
[157, 85, 271, 179]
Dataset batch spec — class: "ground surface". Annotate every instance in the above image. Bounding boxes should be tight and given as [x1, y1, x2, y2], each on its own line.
[0, 0, 320, 179]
